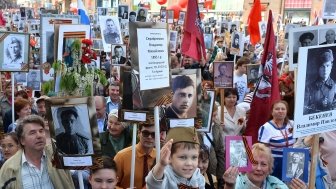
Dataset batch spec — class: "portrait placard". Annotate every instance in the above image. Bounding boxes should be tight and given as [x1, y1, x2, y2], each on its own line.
[322, 0, 336, 19]
[247, 64, 260, 88]
[160, 9, 167, 23]
[282, 148, 309, 183]
[0, 32, 29, 72]
[258, 21, 267, 39]
[213, 61, 234, 88]
[136, 8, 148, 22]
[45, 96, 101, 169]
[111, 44, 127, 65]
[196, 90, 215, 133]
[294, 44, 336, 138]
[118, 5, 129, 20]
[27, 69, 41, 91]
[204, 33, 213, 50]
[167, 10, 174, 24]
[169, 30, 178, 52]
[225, 136, 252, 172]
[99, 16, 123, 52]
[230, 32, 243, 56]
[177, 11, 186, 25]
[40, 14, 79, 65]
[288, 24, 336, 70]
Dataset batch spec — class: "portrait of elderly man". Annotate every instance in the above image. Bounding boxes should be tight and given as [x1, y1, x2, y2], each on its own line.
[55, 107, 91, 155]
[165, 75, 196, 119]
[293, 32, 316, 63]
[304, 48, 336, 114]
[320, 29, 336, 45]
[3, 36, 24, 70]
[103, 18, 121, 44]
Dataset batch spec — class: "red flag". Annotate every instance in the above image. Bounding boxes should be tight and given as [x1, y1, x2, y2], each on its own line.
[181, 0, 206, 62]
[245, 10, 280, 144]
[0, 11, 6, 26]
[248, 0, 261, 45]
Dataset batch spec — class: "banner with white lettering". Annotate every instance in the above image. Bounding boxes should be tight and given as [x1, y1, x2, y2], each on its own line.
[293, 44, 336, 138]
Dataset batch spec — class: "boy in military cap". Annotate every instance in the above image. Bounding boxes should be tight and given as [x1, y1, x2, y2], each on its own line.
[146, 127, 205, 188]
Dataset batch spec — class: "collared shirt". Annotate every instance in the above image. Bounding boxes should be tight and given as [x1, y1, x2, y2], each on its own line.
[106, 97, 120, 113]
[97, 118, 105, 133]
[21, 151, 54, 189]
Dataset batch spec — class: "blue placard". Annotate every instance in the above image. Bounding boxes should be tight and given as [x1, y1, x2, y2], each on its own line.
[282, 148, 310, 183]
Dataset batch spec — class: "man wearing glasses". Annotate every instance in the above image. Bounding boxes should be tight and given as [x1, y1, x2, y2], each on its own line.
[114, 116, 156, 189]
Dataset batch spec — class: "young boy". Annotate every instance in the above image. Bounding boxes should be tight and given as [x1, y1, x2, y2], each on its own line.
[146, 127, 205, 188]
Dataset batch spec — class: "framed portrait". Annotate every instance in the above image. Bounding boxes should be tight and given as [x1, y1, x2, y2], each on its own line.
[14, 72, 27, 84]
[282, 148, 309, 183]
[40, 14, 80, 64]
[45, 96, 101, 169]
[247, 64, 260, 88]
[318, 28, 336, 45]
[97, 7, 107, 16]
[118, 5, 129, 20]
[258, 21, 267, 39]
[169, 31, 178, 52]
[230, 32, 243, 56]
[27, 19, 40, 34]
[196, 90, 215, 132]
[27, 69, 41, 91]
[322, 0, 336, 19]
[160, 9, 167, 23]
[111, 44, 127, 65]
[225, 136, 252, 172]
[204, 33, 213, 49]
[284, 24, 299, 40]
[293, 44, 336, 138]
[167, 10, 174, 24]
[228, 21, 240, 34]
[213, 61, 234, 88]
[177, 11, 186, 25]
[99, 16, 123, 52]
[220, 21, 229, 34]
[204, 26, 211, 34]
[56, 24, 91, 67]
[0, 32, 29, 72]
[136, 8, 148, 22]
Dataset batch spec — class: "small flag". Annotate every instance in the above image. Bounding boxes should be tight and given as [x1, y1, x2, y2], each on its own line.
[77, 0, 90, 25]
[248, 0, 262, 45]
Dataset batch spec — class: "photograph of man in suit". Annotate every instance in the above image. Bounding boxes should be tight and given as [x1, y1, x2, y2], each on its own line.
[103, 18, 121, 44]
[55, 107, 90, 155]
[286, 152, 304, 180]
[320, 29, 336, 45]
[165, 75, 195, 119]
[118, 6, 128, 19]
[112, 45, 126, 65]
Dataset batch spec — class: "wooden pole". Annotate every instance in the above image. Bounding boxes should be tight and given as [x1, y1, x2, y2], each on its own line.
[308, 134, 319, 189]
[220, 88, 224, 124]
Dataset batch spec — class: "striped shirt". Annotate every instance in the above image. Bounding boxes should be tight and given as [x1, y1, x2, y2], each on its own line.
[258, 121, 295, 157]
[21, 151, 54, 189]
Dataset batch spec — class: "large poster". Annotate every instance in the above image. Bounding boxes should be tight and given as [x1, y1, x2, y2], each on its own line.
[294, 44, 336, 138]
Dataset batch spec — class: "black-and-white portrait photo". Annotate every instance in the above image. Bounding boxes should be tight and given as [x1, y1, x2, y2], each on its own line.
[26, 8, 34, 19]
[259, 21, 266, 38]
[229, 140, 247, 167]
[167, 10, 174, 24]
[204, 33, 213, 49]
[111, 44, 127, 65]
[101, 17, 122, 44]
[2, 35, 25, 71]
[136, 8, 147, 22]
[160, 9, 166, 22]
[118, 5, 129, 19]
[169, 31, 178, 52]
[14, 72, 27, 83]
[286, 152, 304, 180]
[92, 39, 103, 50]
[177, 11, 185, 25]
[232, 32, 240, 49]
[304, 46, 336, 115]
[292, 30, 318, 63]
[319, 29, 336, 45]
[51, 105, 94, 155]
[247, 64, 260, 86]
[27, 69, 41, 90]
[97, 7, 107, 16]
[204, 26, 211, 34]
[322, 0, 336, 19]
[214, 61, 234, 88]
[129, 11, 137, 22]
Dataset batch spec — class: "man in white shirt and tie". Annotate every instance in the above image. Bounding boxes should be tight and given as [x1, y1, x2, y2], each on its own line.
[112, 45, 126, 65]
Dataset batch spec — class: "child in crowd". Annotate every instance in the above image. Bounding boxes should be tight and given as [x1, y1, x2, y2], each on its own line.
[89, 156, 120, 189]
[199, 144, 217, 189]
[146, 127, 205, 188]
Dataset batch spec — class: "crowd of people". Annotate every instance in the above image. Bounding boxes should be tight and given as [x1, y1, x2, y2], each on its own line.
[0, 3, 336, 189]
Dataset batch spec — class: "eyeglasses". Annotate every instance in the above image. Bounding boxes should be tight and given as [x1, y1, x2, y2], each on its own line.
[141, 131, 155, 138]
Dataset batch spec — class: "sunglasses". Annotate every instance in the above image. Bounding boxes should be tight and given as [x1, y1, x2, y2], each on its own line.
[141, 131, 155, 138]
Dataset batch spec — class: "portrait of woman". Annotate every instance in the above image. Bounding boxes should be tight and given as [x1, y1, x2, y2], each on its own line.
[232, 33, 240, 49]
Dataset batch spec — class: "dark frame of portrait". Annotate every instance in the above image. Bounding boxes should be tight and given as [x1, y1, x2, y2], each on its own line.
[213, 61, 234, 88]
[45, 96, 101, 169]
[225, 136, 252, 172]
[118, 5, 129, 20]
[196, 90, 215, 133]
[282, 148, 309, 183]
[246, 64, 260, 87]
[0, 32, 30, 72]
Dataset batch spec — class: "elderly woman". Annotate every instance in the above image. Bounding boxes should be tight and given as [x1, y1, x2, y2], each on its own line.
[100, 110, 131, 158]
[258, 100, 296, 179]
[223, 143, 307, 189]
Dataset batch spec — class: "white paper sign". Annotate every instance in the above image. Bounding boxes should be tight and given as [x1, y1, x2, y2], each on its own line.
[124, 111, 147, 121]
[63, 156, 93, 166]
[170, 119, 195, 128]
[137, 28, 170, 90]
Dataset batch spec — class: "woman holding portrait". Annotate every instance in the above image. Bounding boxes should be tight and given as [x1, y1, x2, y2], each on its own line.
[258, 100, 296, 179]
